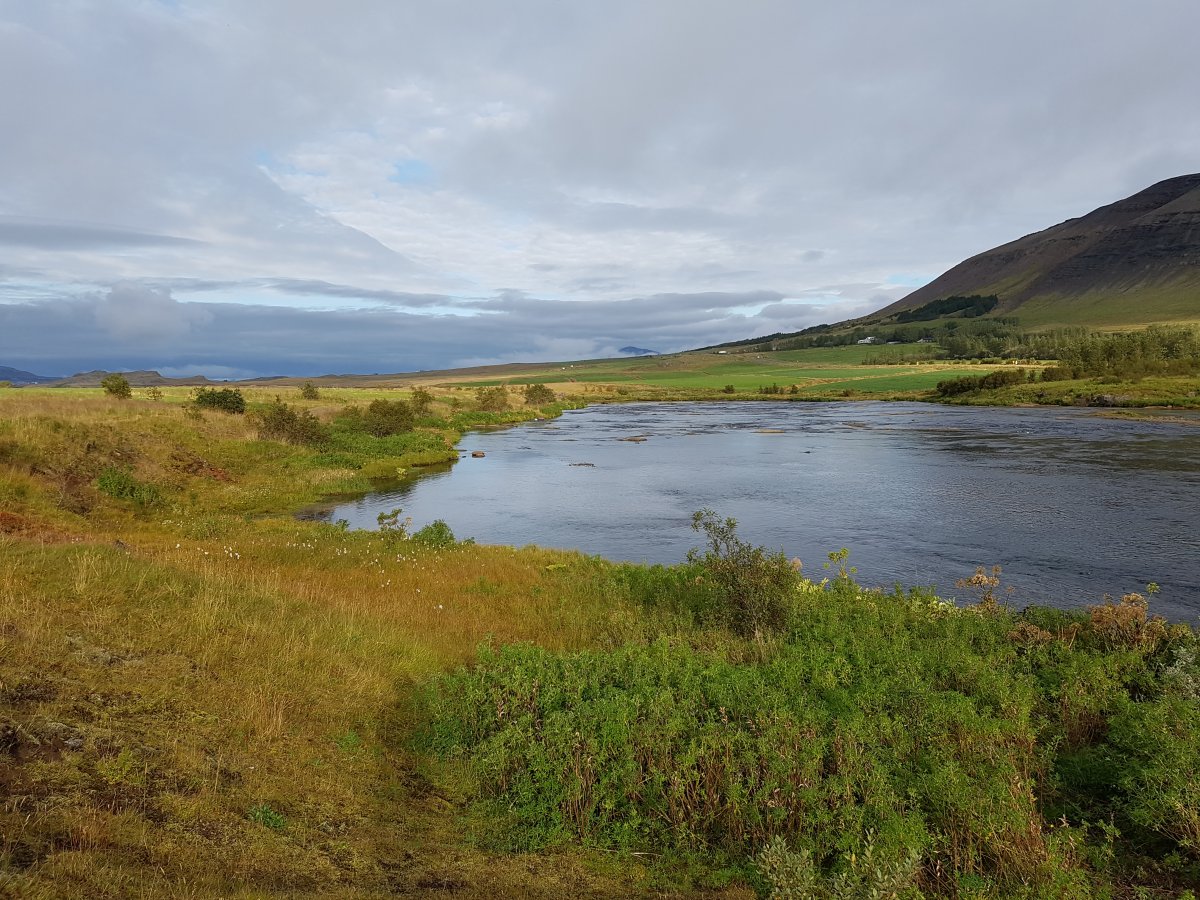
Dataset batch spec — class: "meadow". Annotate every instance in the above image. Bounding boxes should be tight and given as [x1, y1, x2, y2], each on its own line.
[1, 382, 1198, 898]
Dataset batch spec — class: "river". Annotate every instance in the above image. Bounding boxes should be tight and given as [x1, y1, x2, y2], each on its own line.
[321, 402, 1200, 620]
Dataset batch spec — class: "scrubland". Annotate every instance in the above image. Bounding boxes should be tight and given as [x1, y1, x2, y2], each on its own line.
[1, 386, 1198, 898]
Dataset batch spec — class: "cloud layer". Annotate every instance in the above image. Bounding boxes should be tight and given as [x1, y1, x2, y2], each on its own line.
[2, 1, 1198, 376]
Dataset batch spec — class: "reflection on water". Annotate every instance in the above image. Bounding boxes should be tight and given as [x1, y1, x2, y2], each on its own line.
[322, 402, 1200, 620]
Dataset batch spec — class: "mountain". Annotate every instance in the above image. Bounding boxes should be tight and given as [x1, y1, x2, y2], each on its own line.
[49, 370, 218, 387]
[619, 346, 659, 356]
[874, 173, 1200, 327]
[0, 365, 59, 385]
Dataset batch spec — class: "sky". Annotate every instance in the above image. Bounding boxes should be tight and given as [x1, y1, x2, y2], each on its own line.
[2, 1, 1199, 379]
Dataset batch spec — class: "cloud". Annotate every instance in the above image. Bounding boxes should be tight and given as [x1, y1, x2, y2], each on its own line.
[0, 287, 846, 378]
[0, 217, 197, 250]
[93, 283, 212, 343]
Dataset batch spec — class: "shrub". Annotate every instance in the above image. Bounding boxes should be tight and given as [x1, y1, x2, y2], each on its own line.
[411, 387, 434, 416]
[522, 383, 556, 406]
[193, 387, 246, 414]
[412, 519, 458, 547]
[686, 508, 799, 637]
[343, 400, 417, 439]
[253, 399, 327, 445]
[299, 381, 319, 400]
[143, 386, 163, 401]
[100, 373, 132, 399]
[475, 385, 509, 412]
[936, 368, 1026, 397]
[722, 384, 737, 394]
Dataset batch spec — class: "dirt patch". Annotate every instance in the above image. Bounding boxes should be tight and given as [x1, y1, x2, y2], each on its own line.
[0, 510, 73, 543]
[169, 449, 231, 481]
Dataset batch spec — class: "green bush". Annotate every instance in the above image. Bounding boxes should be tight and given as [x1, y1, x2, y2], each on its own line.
[193, 387, 246, 414]
[417, 546, 1198, 894]
[475, 385, 509, 412]
[687, 508, 799, 637]
[337, 399, 415, 437]
[935, 368, 1027, 397]
[522, 383, 556, 406]
[411, 388, 434, 416]
[100, 373, 132, 399]
[299, 381, 320, 400]
[253, 399, 327, 445]
[412, 519, 458, 547]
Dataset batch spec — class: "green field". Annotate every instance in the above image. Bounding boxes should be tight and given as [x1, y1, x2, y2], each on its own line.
[443, 345, 978, 396]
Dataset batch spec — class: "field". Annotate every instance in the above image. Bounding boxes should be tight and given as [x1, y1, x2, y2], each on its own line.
[425, 345, 988, 398]
[2, 383, 1199, 898]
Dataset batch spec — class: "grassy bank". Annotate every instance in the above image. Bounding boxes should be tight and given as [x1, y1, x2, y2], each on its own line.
[2, 388, 1198, 897]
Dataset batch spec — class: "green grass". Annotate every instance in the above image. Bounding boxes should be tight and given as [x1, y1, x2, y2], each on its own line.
[446, 345, 967, 395]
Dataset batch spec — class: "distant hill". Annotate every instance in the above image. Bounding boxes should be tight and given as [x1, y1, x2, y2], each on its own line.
[50, 370, 218, 387]
[619, 346, 659, 356]
[874, 173, 1200, 328]
[0, 365, 59, 385]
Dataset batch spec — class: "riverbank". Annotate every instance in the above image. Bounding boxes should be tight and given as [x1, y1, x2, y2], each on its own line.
[2, 387, 1198, 898]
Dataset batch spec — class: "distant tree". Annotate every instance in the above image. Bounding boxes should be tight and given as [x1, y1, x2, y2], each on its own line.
[144, 386, 163, 401]
[101, 373, 132, 399]
[522, 383, 556, 406]
[721, 384, 736, 394]
[299, 381, 320, 400]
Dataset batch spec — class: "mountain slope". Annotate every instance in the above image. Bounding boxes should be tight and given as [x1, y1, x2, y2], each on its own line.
[875, 173, 1200, 325]
[0, 365, 59, 384]
[49, 369, 217, 387]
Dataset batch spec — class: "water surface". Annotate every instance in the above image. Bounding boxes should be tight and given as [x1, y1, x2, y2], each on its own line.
[323, 402, 1200, 620]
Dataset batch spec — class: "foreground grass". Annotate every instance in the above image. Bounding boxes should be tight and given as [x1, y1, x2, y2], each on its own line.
[2, 389, 1198, 897]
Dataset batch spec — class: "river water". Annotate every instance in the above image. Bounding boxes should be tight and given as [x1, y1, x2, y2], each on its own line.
[322, 402, 1200, 620]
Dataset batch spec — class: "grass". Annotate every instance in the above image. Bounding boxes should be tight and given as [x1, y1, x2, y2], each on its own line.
[2, 384, 1198, 897]
[443, 345, 989, 398]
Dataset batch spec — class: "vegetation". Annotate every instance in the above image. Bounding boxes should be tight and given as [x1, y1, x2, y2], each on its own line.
[253, 398, 328, 445]
[2, 376, 1198, 896]
[100, 372, 132, 399]
[523, 383, 556, 406]
[299, 380, 320, 400]
[895, 294, 1000, 323]
[192, 386, 247, 414]
[476, 385, 510, 411]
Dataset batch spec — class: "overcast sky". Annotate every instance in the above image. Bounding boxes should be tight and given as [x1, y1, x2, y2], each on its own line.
[2, 1, 1198, 378]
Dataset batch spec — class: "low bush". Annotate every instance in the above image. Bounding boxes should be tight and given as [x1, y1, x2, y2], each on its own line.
[523, 383, 556, 406]
[475, 385, 509, 412]
[936, 368, 1027, 397]
[412, 519, 459, 547]
[687, 508, 800, 637]
[417, 523, 1200, 896]
[193, 387, 246, 414]
[253, 399, 327, 445]
[338, 399, 414, 436]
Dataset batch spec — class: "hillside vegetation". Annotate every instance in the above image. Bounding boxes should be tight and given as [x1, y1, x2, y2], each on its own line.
[2, 386, 1199, 898]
